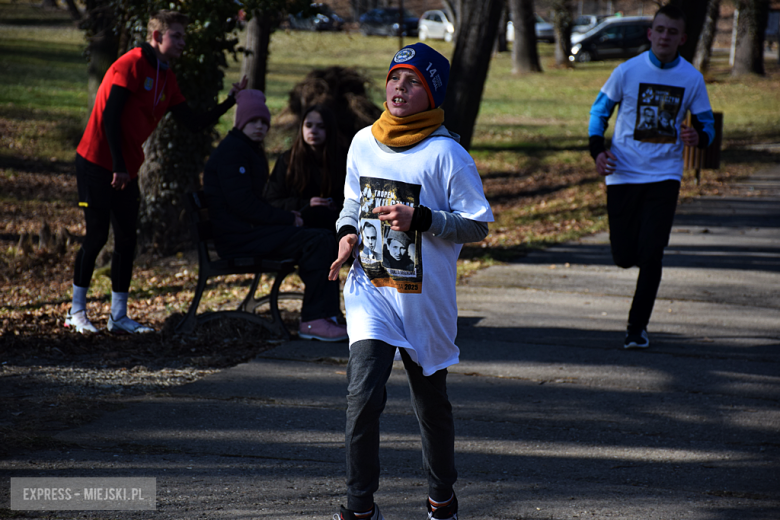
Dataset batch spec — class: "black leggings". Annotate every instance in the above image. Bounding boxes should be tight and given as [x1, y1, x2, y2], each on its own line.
[73, 156, 140, 293]
[607, 180, 680, 332]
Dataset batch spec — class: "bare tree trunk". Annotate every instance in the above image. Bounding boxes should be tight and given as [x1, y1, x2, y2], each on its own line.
[509, 0, 542, 73]
[137, 118, 212, 254]
[693, 0, 720, 72]
[117, 20, 132, 56]
[349, 0, 361, 20]
[551, 0, 573, 67]
[495, 2, 508, 54]
[441, 0, 459, 39]
[83, 1, 119, 113]
[732, 0, 770, 75]
[441, 0, 504, 150]
[669, 0, 708, 62]
[241, 11, 274, 92]
[350, 0, 381, 19]
[63, 0, 81, 20]
[398, 0, 405, 50]
[441, 0, 457, 21]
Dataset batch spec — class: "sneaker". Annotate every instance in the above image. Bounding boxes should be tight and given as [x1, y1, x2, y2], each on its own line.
[624, 328, 650, 349]
[108, 314, 155, 334]
[427, 494, 458, 520]
[64, 309, 98, 334]
[334, 504, 385, 520]
[299, 318, 348, 342]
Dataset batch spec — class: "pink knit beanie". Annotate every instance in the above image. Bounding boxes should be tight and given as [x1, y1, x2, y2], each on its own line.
[235, 90, 271, 130]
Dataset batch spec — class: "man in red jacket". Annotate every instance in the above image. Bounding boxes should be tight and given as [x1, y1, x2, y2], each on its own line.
[66, 10, 246, 334]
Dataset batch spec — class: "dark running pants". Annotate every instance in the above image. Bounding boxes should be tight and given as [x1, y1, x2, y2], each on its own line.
[345, 340, 457, 512]
[607, 180, 680, 333]
[73, 155, 140, 293]
[264, 227, 341, 322]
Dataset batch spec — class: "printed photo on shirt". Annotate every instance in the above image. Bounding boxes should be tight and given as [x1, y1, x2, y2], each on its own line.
[383, 228, 415, 276]
[633, 83, 685, 144]
[359, 219, 382, 263]
[358, 176, 422, 293]
[637, 106, 657, 130]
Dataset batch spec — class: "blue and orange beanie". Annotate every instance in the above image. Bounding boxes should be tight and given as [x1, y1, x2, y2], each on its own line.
[387, 43, 450, 109]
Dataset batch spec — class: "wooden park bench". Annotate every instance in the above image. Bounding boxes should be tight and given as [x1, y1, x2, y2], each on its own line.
[175, 190, 303, 339]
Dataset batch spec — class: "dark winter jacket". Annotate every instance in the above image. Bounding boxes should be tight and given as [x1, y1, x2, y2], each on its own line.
[203, 128, 299, 257]
[264, 149, 346, 231]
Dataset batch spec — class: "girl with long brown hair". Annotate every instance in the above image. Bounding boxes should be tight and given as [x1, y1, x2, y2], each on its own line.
[265, 104, 346, 231]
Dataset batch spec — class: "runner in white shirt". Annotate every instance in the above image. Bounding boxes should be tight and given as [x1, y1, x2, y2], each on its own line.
[589, 4, 715, 349]
[328, 42, 493, 520]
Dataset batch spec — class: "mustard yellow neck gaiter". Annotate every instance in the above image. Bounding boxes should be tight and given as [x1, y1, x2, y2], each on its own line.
[371, 103, 445, 148]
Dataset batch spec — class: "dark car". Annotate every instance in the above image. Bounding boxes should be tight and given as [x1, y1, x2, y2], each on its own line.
[570, 16, 652, 63]
[767, 10, 779, 46]
[359, 8, 418, 37]
[288, 3, 344, 31]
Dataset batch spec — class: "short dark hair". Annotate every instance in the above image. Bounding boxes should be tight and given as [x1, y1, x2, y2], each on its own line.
[653, 4, 686, 31]
[147, 10, 189, 41]
[362, 222, 376, 233]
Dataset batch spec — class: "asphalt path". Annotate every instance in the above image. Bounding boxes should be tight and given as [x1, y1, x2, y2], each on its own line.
[2, 165, 779, 519]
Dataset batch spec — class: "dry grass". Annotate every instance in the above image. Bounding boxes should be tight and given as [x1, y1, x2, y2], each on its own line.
[1, 0, 779, 456]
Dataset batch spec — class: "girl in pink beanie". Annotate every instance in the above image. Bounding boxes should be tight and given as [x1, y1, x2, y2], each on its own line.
[203, 89, 347, 342]
[234, 89, 271, 131]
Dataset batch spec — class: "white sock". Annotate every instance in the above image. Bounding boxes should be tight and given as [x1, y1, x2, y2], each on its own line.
[111, 291, 128, 319]
[72, 285, 88, 314]
[429, 494, 454, 511]
[354, 508, 374, 519]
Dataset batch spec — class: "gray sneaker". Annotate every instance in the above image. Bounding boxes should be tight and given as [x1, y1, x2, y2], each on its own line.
[108, 314, 154, 334]
[64, 309, 98, 334]
[624, 329, 650, 349]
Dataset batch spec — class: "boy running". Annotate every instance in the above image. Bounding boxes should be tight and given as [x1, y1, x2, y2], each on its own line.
[329, 42, 493, 520]
[589, 4, 715, 349]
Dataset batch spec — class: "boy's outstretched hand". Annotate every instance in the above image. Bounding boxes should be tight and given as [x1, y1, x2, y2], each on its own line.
[329, 233, 357, 281]
[374, 204, 413, 231]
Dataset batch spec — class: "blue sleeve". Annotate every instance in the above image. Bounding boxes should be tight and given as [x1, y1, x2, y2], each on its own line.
[692, 109, 716, 147]
[588, 92, 618, 137]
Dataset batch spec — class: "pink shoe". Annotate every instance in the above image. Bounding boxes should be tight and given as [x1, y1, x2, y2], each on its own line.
[299, 318, 348, 342]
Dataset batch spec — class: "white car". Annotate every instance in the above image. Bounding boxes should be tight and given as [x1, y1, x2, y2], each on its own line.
[418, 10, 455, 42]
[506, 14, 555, 43]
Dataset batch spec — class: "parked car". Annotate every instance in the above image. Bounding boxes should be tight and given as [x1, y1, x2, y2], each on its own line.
[569, 16, 652, 62]
[572, 14, 610, 34]
[359, 8, 418, 37]
[288, 3, 344, 31]
[506, 14, 555, 44]
[418, 9, 454, 42]
[766, 10, 779, 46]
